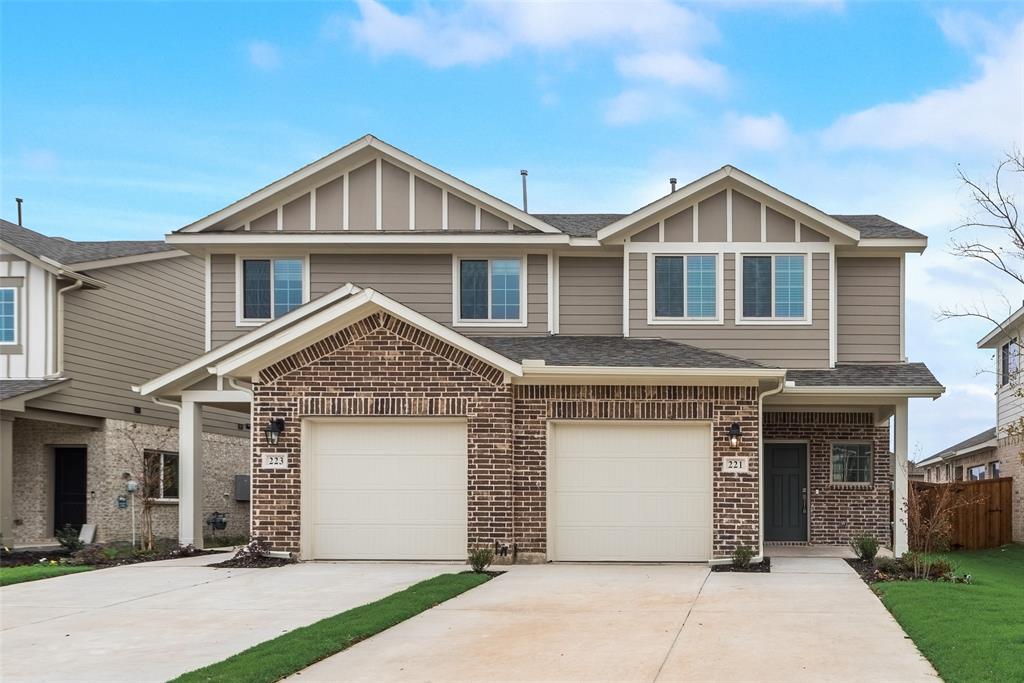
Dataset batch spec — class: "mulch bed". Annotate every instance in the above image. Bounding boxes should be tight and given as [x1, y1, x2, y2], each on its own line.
[1, 548, 72, 568]
[210, 553, 294, 569]
[711, 556, 771, 573]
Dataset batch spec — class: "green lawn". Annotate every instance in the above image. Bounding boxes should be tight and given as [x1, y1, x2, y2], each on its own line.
[875, 544, 1024, 683]
[0, 564, 95, 586]
[172, 571, 492, 683]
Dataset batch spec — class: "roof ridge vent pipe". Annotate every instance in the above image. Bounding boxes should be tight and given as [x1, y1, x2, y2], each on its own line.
[669, 178, 677, 193]
[520, 170, 529, 212]
[15, 197, 23, 226]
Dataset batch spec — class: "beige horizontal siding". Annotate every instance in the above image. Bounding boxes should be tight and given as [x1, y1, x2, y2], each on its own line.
[29, 256, 245, 434]
[628, 252, 829, 368]
[558, 256, 622, 335]
[836, 257, 901, 363]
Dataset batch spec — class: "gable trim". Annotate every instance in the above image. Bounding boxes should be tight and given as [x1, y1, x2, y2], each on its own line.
[177, 135, 560, 235]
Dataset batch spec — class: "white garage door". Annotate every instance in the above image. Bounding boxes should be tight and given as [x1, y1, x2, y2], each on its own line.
[305, 418, 467, 560]
[549, 422, 712, 562]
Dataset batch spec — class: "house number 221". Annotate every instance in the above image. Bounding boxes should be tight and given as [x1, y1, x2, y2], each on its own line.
[723, 457, 749, 473]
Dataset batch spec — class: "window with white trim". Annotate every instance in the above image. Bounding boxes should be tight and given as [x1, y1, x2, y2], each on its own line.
[967, 464, 986, 481]
[0, 288, 15, 343]
[741, 254, 806, 320]
[831, 443, 872, 484]
[457, 258, 522, 322]
[143, 450, 178, 500]
[653, 255, 717, 319]
[1000, 338, 1018, 386]
[241, 258, 303, 320]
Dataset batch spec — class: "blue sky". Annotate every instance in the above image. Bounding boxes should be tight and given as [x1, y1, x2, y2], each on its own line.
[2, 1, 1023, 458]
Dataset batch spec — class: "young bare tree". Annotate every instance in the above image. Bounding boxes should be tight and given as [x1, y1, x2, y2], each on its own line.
[940, 151, 1024, 465]
[114, 422, 176, 551]
[906, 482, 984, 579]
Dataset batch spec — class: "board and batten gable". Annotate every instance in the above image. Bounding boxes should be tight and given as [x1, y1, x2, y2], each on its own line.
[995, 318, 1024, 436]
[836, 257, 902, 363]
[28, 255, 245, 434]
[557, 256, 623, 335]
[209, 251, 549, 347]
[0, 254, 57, 378]
[623, 187, 834, 368]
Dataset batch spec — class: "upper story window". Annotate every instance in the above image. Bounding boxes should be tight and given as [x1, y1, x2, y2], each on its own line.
[456, 258, 523, 325]
[241, 258, 304, 321]
[1000, 338, 1018, 386]
[741, 254, 806, 321]
[653, 255, 717, 320]
[831, 443, 872, 484]
[0, 288, 16, 344]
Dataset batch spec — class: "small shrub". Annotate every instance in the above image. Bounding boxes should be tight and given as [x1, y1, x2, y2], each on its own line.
[850, 533, 880, 561]
[55, 524, 84, 552]
[929, 558, 955, 580]
[732, 545, 755, 568]
[72, 544, 108, 566]
[468, 547, 494, 573]
[874, 556, 900, 574]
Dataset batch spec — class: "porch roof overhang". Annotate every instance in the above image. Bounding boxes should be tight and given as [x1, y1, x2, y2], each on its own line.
[0, 378, 70, 412]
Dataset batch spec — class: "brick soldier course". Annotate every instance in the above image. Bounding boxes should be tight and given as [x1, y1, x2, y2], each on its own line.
[252, 312, 765, 560]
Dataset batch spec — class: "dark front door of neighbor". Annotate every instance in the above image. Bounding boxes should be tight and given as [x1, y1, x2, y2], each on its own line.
[54, 447, 87, 534]
[764, 443, 808, 542]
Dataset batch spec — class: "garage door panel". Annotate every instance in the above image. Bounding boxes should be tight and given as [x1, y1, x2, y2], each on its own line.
[307, 419, 467, 560]
[550, 422, 712, 562]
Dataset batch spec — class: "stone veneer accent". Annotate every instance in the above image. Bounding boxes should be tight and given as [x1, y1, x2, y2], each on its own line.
[763, 411, 891, 546]
[11, 417, 249, 545]
[250, 312, 763, 560]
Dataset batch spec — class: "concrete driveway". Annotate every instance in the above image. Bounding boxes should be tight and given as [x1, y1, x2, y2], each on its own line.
[297, 557, 939, 683]
[0, 554, 452, 683]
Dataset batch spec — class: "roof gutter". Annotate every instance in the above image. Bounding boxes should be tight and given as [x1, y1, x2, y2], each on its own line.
[783, 385, 945, 399]
[517, 364, 785, 380]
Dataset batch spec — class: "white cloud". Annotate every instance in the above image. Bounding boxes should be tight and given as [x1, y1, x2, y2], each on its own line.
[21, 149, 60, 173]
[615, 51, 726, 91]
[821, 19, 1024, 152]
[247, 40, 281, 70]
[725, 112, 790, 151]
[604, 89, 681, 126]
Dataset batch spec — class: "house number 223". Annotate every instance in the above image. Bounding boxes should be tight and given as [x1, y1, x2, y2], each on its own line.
[262, 454, 288, 469]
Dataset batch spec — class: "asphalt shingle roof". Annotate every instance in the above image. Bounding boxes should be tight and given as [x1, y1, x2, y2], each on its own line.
[0, 220, 172, 266]
[530, 212, 924, 240]
[925, 426, 997, 462]
[787, 363, 941, 388]
[470, 335, 766, 369]
[0, 378, 68, 401]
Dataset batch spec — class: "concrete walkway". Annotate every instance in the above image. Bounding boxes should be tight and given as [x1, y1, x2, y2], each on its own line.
[296, 557, 938, 683]
[0, 555, 454, 683]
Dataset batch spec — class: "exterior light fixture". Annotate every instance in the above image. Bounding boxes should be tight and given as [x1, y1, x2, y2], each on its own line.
[728, 422, 742, 448]
[264, 418, 285, 446]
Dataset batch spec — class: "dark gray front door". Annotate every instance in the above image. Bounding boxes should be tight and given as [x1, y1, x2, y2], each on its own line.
[764, 443, 807, 542]
[54, 447, 87, 534]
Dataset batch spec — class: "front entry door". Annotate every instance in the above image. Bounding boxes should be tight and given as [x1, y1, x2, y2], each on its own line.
[764, 443, 807, 542]
[54, 447, 87, 534]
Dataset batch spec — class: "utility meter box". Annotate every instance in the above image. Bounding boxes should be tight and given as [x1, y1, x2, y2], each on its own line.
[234, 475, 251, 502]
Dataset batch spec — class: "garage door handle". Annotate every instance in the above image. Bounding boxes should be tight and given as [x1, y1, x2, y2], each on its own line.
[801, 487, 808, 515]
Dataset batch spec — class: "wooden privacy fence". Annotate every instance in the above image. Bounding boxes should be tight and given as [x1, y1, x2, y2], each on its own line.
[910, 478, 1014, 550]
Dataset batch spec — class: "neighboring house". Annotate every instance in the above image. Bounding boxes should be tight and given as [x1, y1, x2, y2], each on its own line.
[0, 220, 250, 546]
[922, 307, 1023, 541]
[138, 135, 942, 563]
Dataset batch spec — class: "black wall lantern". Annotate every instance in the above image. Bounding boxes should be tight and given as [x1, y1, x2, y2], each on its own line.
[727, 422, 742, 448]
[264, 418, 285, 445]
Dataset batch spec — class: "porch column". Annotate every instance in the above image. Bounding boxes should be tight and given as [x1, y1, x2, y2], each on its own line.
[178, 400, 204, 549]
[0, 416, 14, 543]
[893, 398, 909, 555]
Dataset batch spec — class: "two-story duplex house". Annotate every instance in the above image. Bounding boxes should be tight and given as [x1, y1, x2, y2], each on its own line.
[920, 307, 1023, 541]
[139, 135, 942, 563]
[0, 220, 249, 546]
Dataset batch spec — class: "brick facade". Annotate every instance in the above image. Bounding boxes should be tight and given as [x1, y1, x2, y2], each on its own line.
[763, 411, 892, 546]
[250, 313, 765, 560]
[995, 437, 1023, 541]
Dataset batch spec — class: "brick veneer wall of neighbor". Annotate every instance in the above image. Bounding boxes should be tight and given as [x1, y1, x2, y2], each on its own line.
[250, 313, 763, 560]
[995, 436, 1023, 541]
[763, 411, 892, 545]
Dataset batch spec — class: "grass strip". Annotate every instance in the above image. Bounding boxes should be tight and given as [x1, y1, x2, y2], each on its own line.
[875, 544, 1024, 683]
[172, 571, 492, 683]
[0, 564, 95, 586]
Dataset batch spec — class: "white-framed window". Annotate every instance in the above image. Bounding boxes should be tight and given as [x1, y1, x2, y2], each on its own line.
[967, 464, 986, 481]
[831, 442, 872, 484]
[738, 253, 809, 323]
[1000, 337, 1018, 386]
[143, 450, 178, 500]
[454, 257, 526, 326]
[239, 257, 305, 322]
[991, 460, 1001, 478]
[650, 254, 720, 322]
[0, 287, 16, 344]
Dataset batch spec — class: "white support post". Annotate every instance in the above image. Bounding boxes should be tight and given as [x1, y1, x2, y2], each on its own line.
[893, 398, 909, 555]
[178, 401, 205, 548]
[0, 417, 14, 543]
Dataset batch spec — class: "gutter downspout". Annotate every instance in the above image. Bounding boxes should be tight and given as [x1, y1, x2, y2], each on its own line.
[49, 278, 84, 378]
[757, 377, 786, 562]
[226, 376, 255, 544]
